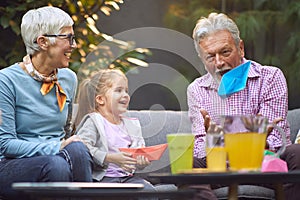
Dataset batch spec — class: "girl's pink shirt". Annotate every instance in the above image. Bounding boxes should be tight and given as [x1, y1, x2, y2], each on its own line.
[103, 117, 132, 177]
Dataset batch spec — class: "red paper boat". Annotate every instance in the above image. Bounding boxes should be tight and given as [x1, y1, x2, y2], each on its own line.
[119, 143, 168, 161]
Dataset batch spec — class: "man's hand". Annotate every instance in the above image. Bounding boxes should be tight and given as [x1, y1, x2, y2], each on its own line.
[200, 109, 211, 132]
[200, 109, 223, 134]
[267, 117, 284, 136]
[265, 117, 284, 149]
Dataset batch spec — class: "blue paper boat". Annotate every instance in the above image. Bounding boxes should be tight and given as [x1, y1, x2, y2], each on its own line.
[218, 61, 251, 98]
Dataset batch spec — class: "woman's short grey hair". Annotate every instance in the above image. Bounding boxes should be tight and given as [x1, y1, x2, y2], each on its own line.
[193, 13, 240, 56]
[21, 6, 74, 55]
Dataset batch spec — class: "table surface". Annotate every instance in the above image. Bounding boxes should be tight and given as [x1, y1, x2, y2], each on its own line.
[15, 189, 194, 199]
[148, 170, 300, 185]
[12, 182, 195, 200]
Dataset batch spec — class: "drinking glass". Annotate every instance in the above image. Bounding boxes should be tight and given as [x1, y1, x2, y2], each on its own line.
[167, 133, 194, 174]
[206, 132, 227, 172]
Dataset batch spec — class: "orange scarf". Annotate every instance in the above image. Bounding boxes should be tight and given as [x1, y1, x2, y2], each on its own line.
[22, 55, 67, 112]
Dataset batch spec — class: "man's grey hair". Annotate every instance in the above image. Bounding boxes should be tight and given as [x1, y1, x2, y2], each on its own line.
[192, 13, 240, 56]
[21, 6, 74, 55]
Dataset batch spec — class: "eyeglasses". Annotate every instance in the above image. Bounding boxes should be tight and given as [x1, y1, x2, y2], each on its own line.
[41, 33, 76, 45]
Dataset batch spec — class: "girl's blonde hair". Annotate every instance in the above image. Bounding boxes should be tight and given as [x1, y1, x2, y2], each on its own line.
[74, 68, 127, 127]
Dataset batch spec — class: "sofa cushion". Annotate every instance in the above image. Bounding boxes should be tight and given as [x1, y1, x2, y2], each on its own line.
[127, 110, 192, 174]
[287, 108, 300, 143]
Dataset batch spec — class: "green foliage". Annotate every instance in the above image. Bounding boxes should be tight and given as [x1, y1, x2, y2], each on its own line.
[235, 11, 264, 42]
[0, 0, 151, 77]
[76, 41, 152, 82]
[163, 1, 216, 35]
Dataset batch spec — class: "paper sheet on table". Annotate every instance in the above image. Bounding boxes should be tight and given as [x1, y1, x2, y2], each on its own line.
[119, 143, 168, 161]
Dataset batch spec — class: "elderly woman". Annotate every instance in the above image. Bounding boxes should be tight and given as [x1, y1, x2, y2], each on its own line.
[0, 6, 92, 199]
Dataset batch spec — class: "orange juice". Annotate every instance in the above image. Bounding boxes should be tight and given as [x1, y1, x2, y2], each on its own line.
[225, 132, 267, 171]
[206, 147, 227, 171]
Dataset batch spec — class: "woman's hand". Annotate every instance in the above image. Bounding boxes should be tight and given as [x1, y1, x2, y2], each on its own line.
[105, 152, 137, 173]
[60, 135, 83, 150]
[136, 155, 150, 169]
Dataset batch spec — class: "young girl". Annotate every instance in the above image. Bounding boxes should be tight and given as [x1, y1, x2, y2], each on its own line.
[75, 69, 156, 192]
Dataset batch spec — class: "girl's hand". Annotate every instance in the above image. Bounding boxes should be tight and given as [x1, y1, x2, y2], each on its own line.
[105, 152, 137, 173]
[136, 155, 150, 169]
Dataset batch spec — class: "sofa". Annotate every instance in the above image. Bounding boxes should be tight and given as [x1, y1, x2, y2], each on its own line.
[126, 108, 300, 200]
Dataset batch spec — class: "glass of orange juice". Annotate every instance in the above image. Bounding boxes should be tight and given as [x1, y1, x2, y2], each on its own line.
[221, 115, 286, 171]
[206, 133, 227, 172]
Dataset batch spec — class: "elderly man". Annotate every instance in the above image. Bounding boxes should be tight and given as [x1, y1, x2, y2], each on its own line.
[187, 12, 300, 200]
